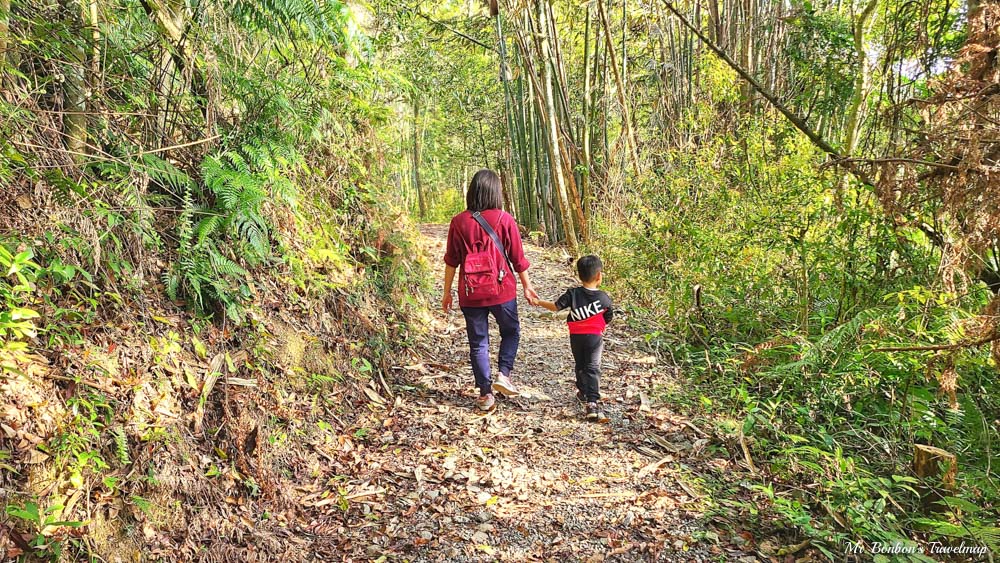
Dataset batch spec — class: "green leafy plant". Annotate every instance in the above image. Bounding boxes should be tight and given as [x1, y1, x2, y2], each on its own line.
[166, 182, 251, 321]
[4, 501, 83, 561]
[0, 246, 41, 341]
[38, 393, 118, 491]
[165, 141, 303, 321]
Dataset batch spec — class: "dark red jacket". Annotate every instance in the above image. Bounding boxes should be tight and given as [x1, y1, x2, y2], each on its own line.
[444, 209, 530, 308]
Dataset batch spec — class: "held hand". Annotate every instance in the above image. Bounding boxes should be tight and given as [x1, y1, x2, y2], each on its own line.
[523, 286, 539, 305]
[442, 292, 453, 314]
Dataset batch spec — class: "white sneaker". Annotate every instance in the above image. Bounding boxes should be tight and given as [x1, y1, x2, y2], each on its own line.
[477, 394, 496, 411]
[492, 374, 521, 397]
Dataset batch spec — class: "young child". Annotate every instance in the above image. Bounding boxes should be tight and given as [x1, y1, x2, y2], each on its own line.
[531, 255, 614, 422]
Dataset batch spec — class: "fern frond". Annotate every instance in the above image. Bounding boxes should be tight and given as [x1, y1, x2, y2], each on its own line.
[229, 0, 350, 43]
[208, 249, 248, 278]
[195, 215, 223, 245]
[164, 271, 180, 301]
[142, 154, 194, 193]
[112, 426, 130, 465]
[223, 150, 250, 174]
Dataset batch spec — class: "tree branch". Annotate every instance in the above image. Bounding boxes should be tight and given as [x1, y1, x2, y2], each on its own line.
[415, 10, 496, 53]
[660, 0, 874, 186]
[873, 332, 1000, 353]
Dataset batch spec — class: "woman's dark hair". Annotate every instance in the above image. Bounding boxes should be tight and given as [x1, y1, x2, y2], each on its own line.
[466, 169, 503, 212]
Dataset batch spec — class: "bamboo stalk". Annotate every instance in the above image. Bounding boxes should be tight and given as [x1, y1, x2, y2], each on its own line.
[495, 10, 522, 217]
[581, 6, 593, 222]
[412, 97, 426, 218]
[537, 0, 578, 253]
[597, 0, 642, 176]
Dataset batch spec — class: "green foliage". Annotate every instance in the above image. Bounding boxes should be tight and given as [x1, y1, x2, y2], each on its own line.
[0, 246, 41, 343]
[657, 283, 1000, 554]
[785, 8, 856, 123]
[40, 392, 120, 490]
[229, 0, 350, 43]
[4, 501, 83, 562]
[200, 151, 271, 261]
[112, 426, 130, 466]
[602, 119, 919, 343]
[374, 2, 509, 219]
[599, 32, 995, 550]
[164, 140, 302, 320]
[166, 182, 250, 322]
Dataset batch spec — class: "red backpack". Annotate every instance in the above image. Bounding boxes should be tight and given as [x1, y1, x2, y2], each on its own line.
[462, 212, 514, 298]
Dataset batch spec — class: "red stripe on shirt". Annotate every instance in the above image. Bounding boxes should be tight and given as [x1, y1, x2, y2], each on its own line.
[568, 315, 607, 335]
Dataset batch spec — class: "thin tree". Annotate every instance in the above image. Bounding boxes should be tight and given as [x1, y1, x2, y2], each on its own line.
[537, 0, 579, 253]
[598, 0, 642, 176]
[412, 96, 427, 218]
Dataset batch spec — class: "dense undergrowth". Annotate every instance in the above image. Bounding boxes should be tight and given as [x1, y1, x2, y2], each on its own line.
[0, 2, 433, 561]
[596, 118, 1000, 558]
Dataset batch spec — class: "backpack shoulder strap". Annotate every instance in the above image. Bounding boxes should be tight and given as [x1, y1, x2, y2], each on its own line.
[471, 211, 515, 276]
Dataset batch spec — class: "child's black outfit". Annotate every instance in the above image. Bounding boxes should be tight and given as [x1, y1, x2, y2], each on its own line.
[554, 286, 614, 403]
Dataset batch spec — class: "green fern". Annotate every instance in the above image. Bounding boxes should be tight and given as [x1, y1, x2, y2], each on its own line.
[141, 154, 194, 195]
[111, 426, 130, 465]
[229, 0, 350, 43]
[763, 309, 877, 379]
[201, 150, 271, 265]
[208, 248, 248, 279]
[167, 138, 301, 321]
[971, 526, 1000, 551]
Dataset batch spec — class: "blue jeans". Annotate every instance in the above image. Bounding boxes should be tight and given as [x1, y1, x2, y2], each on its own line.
[461, 299, 520, 396]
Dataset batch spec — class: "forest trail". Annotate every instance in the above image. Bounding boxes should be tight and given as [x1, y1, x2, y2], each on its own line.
[327, 225, 748, 561]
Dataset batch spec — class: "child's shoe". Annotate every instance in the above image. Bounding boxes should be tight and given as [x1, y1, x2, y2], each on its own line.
[585, 402, 610, 423]
[492, 374, 521, 397]
[596, 405, 610, 423]
[477, 394, 496, 411]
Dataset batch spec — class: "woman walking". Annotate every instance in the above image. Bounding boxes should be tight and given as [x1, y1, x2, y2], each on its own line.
[442, 169, 539, 411]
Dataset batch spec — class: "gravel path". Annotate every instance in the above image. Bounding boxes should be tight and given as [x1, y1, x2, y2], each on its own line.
[306, 224, 754, 562]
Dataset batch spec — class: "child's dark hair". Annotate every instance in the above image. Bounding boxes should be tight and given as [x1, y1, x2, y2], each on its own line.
[466, 169, 503, 212]
[577, 255, 603, 282]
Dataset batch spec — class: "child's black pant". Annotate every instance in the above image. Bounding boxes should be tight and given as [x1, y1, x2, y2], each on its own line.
[570, 333, 603, 402]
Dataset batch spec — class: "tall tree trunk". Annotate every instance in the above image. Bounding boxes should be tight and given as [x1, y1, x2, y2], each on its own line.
[62, 0, 87, 161]
[0, 0, 10, 69]
[495, 10, 524, 219]
[843, 0, 877, 156]
[545, 1, 575, 144]
[537, 0, 578, 253]
[739, 0, 752, 106]
[501, 166, 516, 212]
[561, 138, 589, 242]
[581, 6, 593, 222]
[84, 0, 99, 78]
[621, 0, 627, 92]
[601, 28, 610, 173]
[544, 3, 587, 242]
[598, 0, 641, 176]
[515, 74, 538, 229]
[412, 97, 427, 219]
[707, 0, 722, 45]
